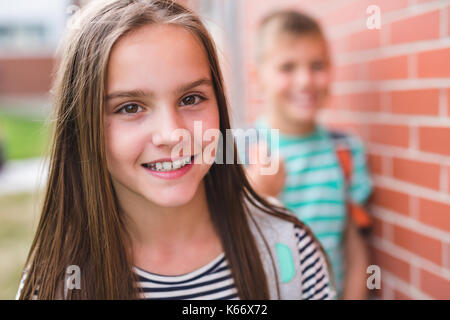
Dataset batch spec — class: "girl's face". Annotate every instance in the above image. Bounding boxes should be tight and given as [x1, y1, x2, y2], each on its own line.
[104, 24, 220, 208]
[259, 33, 331, 126]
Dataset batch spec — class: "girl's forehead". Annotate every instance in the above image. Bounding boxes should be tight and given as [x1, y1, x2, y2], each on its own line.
[107, 24, 211, 93]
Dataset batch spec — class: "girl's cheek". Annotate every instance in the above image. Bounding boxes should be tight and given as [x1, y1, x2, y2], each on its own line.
[189, 108, 220, 150]
[105, 119, 143, 163]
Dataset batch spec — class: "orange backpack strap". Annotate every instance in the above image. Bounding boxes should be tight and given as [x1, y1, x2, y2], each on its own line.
[334, 137, 372, 233]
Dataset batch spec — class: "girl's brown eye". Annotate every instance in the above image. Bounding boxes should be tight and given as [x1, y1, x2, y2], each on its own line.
[181, 96, 195, 106]
[180, 94, 204, 106]
[125, 104, 139, 113]
[117, 104, 142, 114]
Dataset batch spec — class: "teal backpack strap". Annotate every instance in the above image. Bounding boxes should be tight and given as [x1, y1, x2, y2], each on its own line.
[246, 197, 303, 299]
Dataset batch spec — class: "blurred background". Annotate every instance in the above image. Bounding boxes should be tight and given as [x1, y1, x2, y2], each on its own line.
[0, 0, 449, 299]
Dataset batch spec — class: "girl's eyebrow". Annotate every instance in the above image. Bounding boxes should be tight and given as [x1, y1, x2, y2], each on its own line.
[105, 78, 213, 101]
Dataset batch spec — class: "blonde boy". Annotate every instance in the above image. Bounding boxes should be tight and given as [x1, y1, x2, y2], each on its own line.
[246, 10, 373, 299]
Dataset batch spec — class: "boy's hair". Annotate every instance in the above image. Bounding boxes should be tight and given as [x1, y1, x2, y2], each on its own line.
[255, 10, 325, 62]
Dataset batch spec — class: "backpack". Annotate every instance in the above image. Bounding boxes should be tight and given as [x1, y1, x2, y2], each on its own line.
[246, 197, 336, 299]
[329, 131, 372, 236]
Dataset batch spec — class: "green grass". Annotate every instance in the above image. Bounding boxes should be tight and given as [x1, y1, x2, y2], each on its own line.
[0, 192, 42, 299]
[0, 110, 50, 161]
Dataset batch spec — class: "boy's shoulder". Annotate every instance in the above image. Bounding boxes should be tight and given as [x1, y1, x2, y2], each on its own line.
[322, 126, 366, 154]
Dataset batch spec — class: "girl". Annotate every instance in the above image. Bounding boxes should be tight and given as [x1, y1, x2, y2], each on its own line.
[17, 0, 334, 300]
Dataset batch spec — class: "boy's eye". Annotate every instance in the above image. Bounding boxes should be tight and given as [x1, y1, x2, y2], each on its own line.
[180, 94, 205, 106]
[116, 103, 143, 114]
[279, 62, 295, 73]
[311, 61, 327, 71]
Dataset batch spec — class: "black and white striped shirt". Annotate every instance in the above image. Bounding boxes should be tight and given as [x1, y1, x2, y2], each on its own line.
[17, 226, 334, 300]
[134, 225, 334, 300]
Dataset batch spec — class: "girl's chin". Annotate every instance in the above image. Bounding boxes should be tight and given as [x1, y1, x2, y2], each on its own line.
[142, 187, 198, 208]
[145, 196, 195, 208]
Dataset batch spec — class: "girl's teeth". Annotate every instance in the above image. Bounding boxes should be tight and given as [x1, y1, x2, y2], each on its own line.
[162, 162, 172, 170]
[145, 156, 192, 172]
[172, 159, 182, 169]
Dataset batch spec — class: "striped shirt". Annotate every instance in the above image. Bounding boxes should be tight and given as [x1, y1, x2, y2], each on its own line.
[240, 117, 372, 296]
[134, 225, 334, 300]
[17, 226, 334, 300]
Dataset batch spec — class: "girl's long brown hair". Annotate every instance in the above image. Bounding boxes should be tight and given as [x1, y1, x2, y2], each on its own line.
[19, 0, 332, 299]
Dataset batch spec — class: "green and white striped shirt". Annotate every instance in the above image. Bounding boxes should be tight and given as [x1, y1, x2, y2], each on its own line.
[243, 117, 373, 295]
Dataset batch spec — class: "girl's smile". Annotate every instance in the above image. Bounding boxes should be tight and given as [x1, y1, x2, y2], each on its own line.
[141, 154, 199, 180]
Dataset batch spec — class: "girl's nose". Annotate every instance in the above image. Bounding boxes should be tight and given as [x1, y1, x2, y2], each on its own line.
[151, 105, 184, 148]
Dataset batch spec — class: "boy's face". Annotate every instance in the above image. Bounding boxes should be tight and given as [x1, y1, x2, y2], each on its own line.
[258, 33, 331, 129]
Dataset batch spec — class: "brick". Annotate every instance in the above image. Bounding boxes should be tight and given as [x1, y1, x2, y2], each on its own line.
[372, 247, 411, 283]
[394, 289, 413, 300]
[334, 63, 365, 82]
[323, 122, 366, 139]
[390, 89, 440, 116]
[336, 29, 381, 53]
[419, 127, 450, 156]
[372, 186, 410, 216]
[368, 56, 409, 80]
[329, 92, 381, 111]
[420, 269, 450, 299]
[418, 48, 450, 78]
[380, 279, 393, 300]
[445, 243, 450, 269]
[374, 0, 409, 13]
[393, 225, 442, 265]
[367, 153, 383, 175]
[322, 1, 371, 27]
[418, 198, 450, 232]
[392, 157, 441, 190]
[0, 57, 54, 95]
[322, 0, 408, 27]
[448, 89, 450, 117]
[448, 165, 450, 195]
[390, 11, 440, 45]
[372, 216, 384, 238]
[366, 124, 409, 148]
[448, 7, 450, 37]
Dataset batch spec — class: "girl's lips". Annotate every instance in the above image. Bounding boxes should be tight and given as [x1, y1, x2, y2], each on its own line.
[141, 154, 197, 180]
[143, 155, 192, 166]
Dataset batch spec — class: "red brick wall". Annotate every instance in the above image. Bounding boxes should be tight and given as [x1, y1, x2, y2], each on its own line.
[238, 0, 450, 299]
[0, 56, 54, 96]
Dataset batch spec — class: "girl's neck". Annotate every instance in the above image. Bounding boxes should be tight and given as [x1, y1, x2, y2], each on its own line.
[120, 180, 217, 251]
